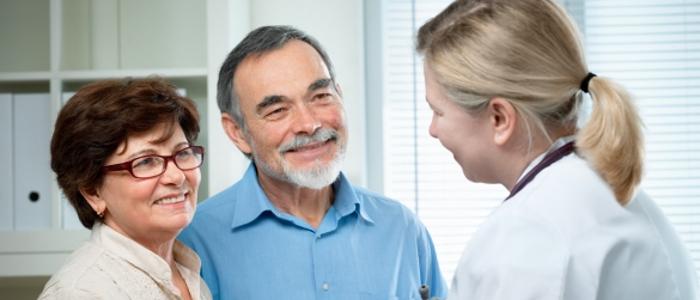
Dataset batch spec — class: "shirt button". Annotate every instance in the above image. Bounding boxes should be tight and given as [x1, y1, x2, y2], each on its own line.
[322, 282, 330, 291]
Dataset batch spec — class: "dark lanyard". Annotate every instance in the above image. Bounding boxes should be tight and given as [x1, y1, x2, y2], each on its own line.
[505, 141, 576, 201]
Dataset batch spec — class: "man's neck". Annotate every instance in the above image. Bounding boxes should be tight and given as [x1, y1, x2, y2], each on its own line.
[256, 170, 334, 229]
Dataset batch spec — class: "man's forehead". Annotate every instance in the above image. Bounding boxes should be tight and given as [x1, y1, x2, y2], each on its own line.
[233, 43, 331, 105]
[236, 41, 328, 78]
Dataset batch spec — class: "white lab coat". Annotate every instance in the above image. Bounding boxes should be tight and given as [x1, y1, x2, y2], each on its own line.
[448, 143, 699, 300]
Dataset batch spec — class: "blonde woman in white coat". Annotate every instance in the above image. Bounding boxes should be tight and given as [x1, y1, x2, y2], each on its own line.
[416, 0, 699, 299]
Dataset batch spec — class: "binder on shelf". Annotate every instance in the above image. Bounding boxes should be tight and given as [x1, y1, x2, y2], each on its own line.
[13, 93, 51, 230]
[0, 94, 13, 230]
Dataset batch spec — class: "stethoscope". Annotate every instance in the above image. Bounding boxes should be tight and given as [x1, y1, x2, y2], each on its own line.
[505, 141, 576, 201]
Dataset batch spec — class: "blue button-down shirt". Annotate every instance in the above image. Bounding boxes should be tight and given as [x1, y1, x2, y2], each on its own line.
[178, 164, 446, 300]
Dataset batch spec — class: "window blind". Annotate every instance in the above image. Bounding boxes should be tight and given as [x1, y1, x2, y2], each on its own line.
[584, 0, 700, 282]
[380, 0, 700, 284]
[382, 0, 505, 282]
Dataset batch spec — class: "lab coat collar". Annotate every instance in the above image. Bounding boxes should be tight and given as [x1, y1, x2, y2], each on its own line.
[515, 136, 576, 184]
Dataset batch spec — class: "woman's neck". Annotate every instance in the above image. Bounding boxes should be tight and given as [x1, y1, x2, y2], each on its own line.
[501, 126, 575, 191]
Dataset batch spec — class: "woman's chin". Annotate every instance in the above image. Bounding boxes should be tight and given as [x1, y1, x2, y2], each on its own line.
[149, 214, 194, 237]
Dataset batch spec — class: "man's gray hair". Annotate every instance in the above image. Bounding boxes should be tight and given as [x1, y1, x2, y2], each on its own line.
[217, 25, 337, 129]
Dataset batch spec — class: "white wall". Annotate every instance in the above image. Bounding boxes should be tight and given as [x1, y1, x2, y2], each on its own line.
[207, 0, 367, 195]
[205, 0, 252, 196]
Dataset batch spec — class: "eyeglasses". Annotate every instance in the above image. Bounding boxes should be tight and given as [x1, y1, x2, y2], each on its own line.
[103, 145, 205, 179]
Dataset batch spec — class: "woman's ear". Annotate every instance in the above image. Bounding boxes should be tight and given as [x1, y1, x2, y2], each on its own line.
[221, 113, 253, 155]
[80, 186, 105, 216]
[488, 97, 518, 146]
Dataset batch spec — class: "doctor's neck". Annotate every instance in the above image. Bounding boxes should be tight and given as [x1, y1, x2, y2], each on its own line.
[501, 125, 576, 191]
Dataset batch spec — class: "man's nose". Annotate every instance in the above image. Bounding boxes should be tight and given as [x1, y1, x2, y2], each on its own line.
[292, 104, 321, 135]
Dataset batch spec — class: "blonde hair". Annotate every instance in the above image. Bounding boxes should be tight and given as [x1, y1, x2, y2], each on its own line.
[416, 0, 643, 205]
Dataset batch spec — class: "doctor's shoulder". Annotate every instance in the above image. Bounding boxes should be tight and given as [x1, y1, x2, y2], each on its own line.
[506, 157, 690, 299]
[458, 206, 667, 299]
[510, 154, 627, 225]
[452, 207, 573, 299]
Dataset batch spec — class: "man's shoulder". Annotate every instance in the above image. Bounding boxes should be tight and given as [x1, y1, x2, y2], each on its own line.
[196, 181, 244, 212]
[351, 184, 402, 206]
[349, 184, 418, 220]
[187, 181, 246, 232]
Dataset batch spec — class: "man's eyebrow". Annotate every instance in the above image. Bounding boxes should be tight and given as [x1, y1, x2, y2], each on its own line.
[255, 95, 284, 115]
[254, 79, 333, 115]
[308, 78, 333, 92]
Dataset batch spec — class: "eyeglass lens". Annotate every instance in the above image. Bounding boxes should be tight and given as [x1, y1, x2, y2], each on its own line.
[131, 147, 203, 178]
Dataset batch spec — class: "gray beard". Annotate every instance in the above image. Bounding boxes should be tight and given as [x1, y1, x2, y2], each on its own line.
[254, 148, 345, 190]
[250, 127, 346, 189]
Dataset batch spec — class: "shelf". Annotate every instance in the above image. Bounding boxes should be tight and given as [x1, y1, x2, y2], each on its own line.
[58, 68, 208, 81]
[0, 230, 89, 277]
[0, 82, 50, 94]
[0, 253, 74, 277]
[0, 230, 89, 253]
[0, 72, 51, 83]
[0, 69, 208, 83]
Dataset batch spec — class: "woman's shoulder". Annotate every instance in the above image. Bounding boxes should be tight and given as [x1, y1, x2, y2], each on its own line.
[493, 158, 690, 296]
[464, 201, 683, 299]
[527, 153, 613, 204]
[454, 209, 572, 298]
[38, 284, 101, 299]
[510, 155, 629, 232]
[39, 241, 125, 298]
[492, 155, 672, 261]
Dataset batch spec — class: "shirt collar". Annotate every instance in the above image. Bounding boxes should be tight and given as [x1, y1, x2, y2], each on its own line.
[331, 169, 374, 224]
[231, 163, 374, 230]
[230, 164, 278, 229]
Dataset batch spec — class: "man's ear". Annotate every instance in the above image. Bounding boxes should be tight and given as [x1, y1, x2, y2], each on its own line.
[221, 113, 253, 155]
[488, 97, 518, 146]
[80, 187, 105, 215]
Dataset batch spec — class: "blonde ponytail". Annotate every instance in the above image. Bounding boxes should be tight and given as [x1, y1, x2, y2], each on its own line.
[576, 77, 644, 205]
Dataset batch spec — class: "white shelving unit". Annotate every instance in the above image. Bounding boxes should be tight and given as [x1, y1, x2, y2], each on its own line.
[0, 0, 251, 277]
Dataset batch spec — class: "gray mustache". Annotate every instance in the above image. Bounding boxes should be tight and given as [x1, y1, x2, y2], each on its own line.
[279, 128, 338, 153]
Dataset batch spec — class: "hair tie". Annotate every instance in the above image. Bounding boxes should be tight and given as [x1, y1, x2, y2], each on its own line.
[580, 72, 597, 93]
